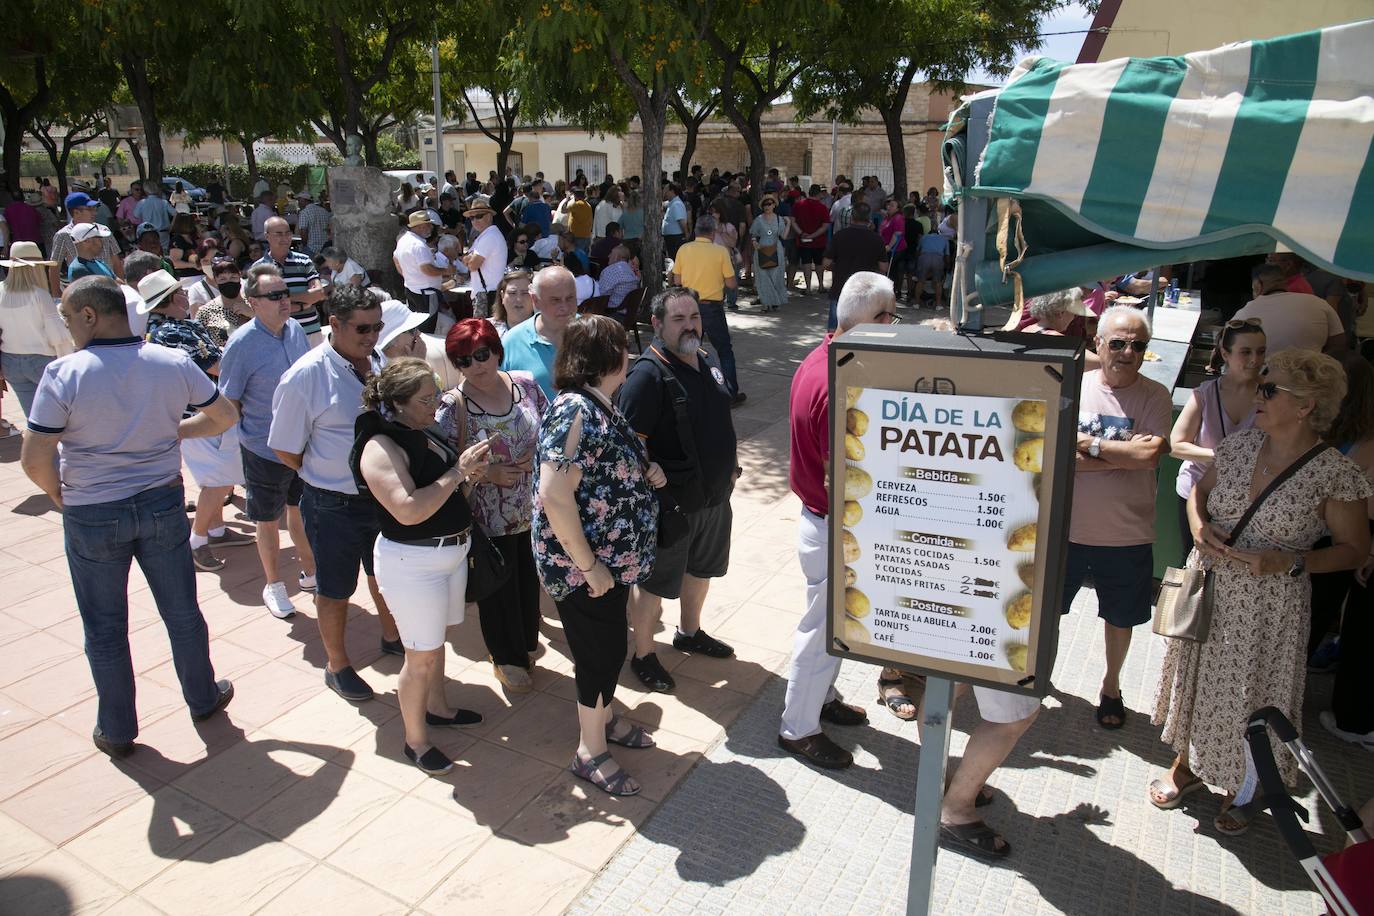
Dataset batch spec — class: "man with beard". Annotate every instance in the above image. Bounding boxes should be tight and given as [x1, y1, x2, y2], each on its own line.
[617, 287, 739, 692]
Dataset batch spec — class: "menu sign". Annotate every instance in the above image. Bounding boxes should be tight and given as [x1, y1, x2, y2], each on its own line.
[837, 387, 1047, 678]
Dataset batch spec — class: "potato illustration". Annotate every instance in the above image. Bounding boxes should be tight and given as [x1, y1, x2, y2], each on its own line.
[1012, 399, 1046, 433]
[844, 565, 857, 587]
[842, 529, 861, 563]
[844, 464, 872, 500]
[1008, 522, 1037, 552]
[846, 408, 869, 436]
[1017, 562, 1035, 590]
[846, 386, 863, 409]
[843, 500, 863, 526]
[1004, 591, 1032, 629]
[844, 587, 871, 618]
[1013, 437, 1044, 474]
[843, 616, 870, 644]
[844, 433, 865, 461]
[1005, 642, 1029, 673]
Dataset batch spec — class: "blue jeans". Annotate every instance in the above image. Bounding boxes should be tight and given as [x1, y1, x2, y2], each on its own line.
[64, 484, 219, 742]
[699, 299, 738, 395]
[827, 297, 839, 332]
[1, 352, 55, 418]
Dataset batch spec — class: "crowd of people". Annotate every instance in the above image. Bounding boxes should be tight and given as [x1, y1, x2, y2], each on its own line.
[1, 161, 1370, 865]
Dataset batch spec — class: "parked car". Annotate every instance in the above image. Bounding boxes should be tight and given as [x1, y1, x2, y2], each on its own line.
[160, 177, 209, 202]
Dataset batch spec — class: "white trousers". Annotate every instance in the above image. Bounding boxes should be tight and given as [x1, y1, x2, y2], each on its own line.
[373, 535, 470, 651]
[780, 508, 842, 741]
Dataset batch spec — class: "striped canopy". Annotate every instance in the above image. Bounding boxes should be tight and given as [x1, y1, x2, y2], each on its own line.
[973, 19, 1374, 281]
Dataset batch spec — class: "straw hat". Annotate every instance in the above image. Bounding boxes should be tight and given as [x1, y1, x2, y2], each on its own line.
[0, 241, 56, 268]
[407, 211, 432, 228]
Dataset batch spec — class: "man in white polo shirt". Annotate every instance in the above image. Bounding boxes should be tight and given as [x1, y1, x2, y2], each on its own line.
[460, 199, 506, 319]
[20, 276, 238, 757]
[268, 285, 401, 701]
[392, 210, 455, 334]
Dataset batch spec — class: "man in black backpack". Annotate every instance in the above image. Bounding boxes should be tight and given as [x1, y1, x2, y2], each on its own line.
[617, 286, 739, 693]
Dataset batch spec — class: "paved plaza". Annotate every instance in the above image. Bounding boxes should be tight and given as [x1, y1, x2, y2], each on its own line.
[0, 288, 1368, 914]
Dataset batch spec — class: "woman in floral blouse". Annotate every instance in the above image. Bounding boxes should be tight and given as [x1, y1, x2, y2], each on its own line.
[436, 318, 549, 692]
[534, 315, 665, 796]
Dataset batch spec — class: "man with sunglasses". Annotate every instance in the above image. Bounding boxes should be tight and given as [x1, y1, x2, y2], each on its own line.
[268, 285, 402, 701]
[1064, 304, 1173, 731]
[218, 264, 317, 619]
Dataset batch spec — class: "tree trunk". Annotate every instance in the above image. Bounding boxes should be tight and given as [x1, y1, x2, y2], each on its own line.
[2, 127, 23, 196]
[678, 121, 698, 186]
[127, 139, 147, 182]
[639, 98, 670, 296]
[362, 129, 381, 167]
[880, 106, 908, 202]
[241, 141, 259, 198]
[121, 56, 164, 185]
[0, 57, 50, 196]
[741, 115, 767, 206]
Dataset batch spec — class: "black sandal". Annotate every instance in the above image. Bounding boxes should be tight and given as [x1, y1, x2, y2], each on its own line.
[570, 750, 640, 796]
[1096, 693, 1126, 730]
[939, 820, 1010, 860]
[877, 677, 918, 721]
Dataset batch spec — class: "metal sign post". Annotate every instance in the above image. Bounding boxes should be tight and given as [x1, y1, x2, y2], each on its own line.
[907, 677, 954, 915]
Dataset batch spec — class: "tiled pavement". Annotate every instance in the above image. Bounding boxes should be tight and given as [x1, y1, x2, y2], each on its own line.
[0, 286, 1368, 914]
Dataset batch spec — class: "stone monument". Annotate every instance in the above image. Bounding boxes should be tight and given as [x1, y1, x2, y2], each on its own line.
[327, 156, 402, 297]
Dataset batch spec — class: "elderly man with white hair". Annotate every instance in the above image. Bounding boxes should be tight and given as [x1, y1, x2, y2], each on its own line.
[499, 264, 578, 399]
[779, 271, 899, 771]
[1062, 304, 1172, 731]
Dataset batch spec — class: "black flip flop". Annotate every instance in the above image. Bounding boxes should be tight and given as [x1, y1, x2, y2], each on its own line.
[1096, 693, 1126, 730]
[939, 820, 1011, 860]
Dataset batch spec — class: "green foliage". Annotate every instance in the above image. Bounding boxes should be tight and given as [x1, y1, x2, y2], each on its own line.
[375, 134, 420, 169]
[20, 149, 127, 177]
[165, 163, 310, 200]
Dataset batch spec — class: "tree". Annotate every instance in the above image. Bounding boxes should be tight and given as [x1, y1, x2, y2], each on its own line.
[667, 86, 719, 183]
[0, 6, 70, 195]
[792, 0, 1060, 200]
[525, 0, 704, 294]
[687, 1, 837, 202]
[29, 107, 107, 201]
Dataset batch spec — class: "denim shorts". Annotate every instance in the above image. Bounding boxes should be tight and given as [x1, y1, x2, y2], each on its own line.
[240, 447, 303, 521]
[1059, 542, 1154, 628]
[301, 484, 380, 600]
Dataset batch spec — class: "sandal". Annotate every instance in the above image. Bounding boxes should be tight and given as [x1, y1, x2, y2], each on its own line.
[1096, 693, 1126, 730]
[878, 677, 918, 721]
[1148, 773, 1205, 810]
[1214, 803, 1251, 836]
[939, 820, 1011, 860]
[606, 716, 655, 749]
[570, 750, 640, 796]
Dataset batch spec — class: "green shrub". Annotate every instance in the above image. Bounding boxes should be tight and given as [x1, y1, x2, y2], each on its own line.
[165, 163, 311, 200]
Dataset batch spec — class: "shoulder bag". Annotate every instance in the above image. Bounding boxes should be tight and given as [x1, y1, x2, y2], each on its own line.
[1154, 441, 1328, 642]
[446, 386, 513, 603]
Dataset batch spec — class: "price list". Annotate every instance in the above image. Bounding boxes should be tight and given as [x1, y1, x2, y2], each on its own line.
[837, 388, 1046, 676]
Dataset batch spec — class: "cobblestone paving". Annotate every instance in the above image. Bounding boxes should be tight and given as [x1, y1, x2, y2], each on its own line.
[571, 583, 1373, 915]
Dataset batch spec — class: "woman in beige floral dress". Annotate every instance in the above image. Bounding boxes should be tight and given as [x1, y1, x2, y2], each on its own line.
[1150, 350, 1372, 835]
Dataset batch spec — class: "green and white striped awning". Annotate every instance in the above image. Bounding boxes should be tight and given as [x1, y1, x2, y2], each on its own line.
[973, 19, 1374, 281]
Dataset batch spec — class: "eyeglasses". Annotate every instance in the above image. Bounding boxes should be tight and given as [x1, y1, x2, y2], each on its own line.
[504, 267, 533, 277]
[253, 290, 290, 301]
[1256, 381, 1298, 400]
[1106, 338, 1148, 353]
[414, 393, 441, 408]
[761, 200, 775, 207]
[1224, 317, 1263, 330]
[348, 321, 385, 335]
[453, 347, 494, 368]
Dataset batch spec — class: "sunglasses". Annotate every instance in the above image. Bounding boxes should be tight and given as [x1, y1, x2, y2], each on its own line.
[504, 267, 533, 277]
[453, 347, 494, 368]
[1106, 338, 1148, 353]
[1224, 317, 1263, 330]
[348, 321, 385, 335]
[1256, 381, 1297, 400]
[515, 238, 529, 245]
[253, 290, 290, 301]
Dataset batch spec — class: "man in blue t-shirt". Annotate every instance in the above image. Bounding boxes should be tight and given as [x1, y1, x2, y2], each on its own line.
[21, 276, 238, 757]
[515, 184, 552, 238]
[501, 265, 577, 399]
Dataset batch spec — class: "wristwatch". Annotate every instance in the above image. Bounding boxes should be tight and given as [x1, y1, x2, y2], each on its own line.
[1287, 553, 1306, 578]
[1088, 436, 1102, 458]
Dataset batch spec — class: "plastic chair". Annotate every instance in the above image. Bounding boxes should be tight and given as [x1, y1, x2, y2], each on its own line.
[580, 295, 610, 316]
[619, 287, 646, 352]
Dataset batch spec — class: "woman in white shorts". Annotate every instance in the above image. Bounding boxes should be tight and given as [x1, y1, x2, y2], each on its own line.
[352, 358, 492, 776]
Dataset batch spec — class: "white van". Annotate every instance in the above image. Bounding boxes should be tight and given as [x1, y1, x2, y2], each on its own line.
[383, 170, 437, 189]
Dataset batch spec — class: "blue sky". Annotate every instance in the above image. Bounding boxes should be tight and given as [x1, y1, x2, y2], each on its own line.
[971, 1, 1096, 84]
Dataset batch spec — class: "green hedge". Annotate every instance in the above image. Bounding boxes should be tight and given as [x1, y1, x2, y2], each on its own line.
[164, 163, 312, 200]
[21, 149, 130, 177]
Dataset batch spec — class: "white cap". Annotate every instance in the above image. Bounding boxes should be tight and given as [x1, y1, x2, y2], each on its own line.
[69, 222, 112, 243]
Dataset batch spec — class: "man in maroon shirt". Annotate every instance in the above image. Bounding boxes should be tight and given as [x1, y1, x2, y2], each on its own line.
[2, 189, 42, 249]
[778, 271, 897, 769]
[790, 184, 830, 294]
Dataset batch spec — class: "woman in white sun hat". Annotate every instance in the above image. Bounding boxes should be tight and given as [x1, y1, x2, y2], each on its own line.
[0, 241, 72, 428]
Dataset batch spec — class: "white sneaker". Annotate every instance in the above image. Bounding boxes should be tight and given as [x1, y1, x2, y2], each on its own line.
[263, 582, 295, 619]
[1320, 710, 1374, 750]
[298, 571, 317, 592]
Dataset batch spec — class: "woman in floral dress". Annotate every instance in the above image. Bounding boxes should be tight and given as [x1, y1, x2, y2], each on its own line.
[1150, 350, 1372, 835]
[436, 318, 548, 692]
[533, 315, 666, 796]
[749, 196, 790, 311]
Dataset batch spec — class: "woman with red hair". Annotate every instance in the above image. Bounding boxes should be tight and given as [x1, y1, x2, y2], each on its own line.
[437, 318, 549, 691]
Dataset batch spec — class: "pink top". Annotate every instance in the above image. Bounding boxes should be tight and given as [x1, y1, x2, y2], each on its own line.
[789, 336, 833, 517]
[879, 214, 906, 254]
[1071, 370, 1175, 546]
[1175, 377, 1256, 498]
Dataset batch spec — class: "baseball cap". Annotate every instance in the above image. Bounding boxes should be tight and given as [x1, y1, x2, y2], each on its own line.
[136, 221, 159, 238]
[69, 222, 112, 243]
[65, 191, 98, 210]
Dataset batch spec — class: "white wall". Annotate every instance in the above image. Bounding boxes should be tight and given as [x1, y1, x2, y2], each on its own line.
[442, 129, 622, 184]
